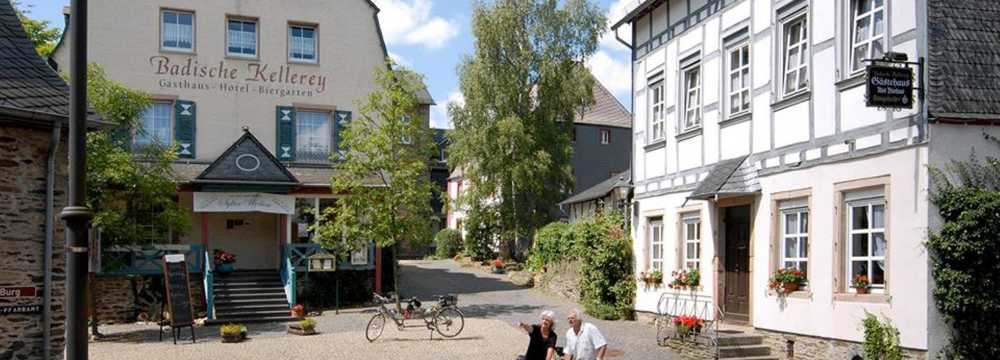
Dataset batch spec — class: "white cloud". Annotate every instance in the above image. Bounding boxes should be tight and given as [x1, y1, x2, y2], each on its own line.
[586, 50, 631, 104]
[373, 0, 459, 49]
[388, 51, 411, 67]
[600, 0, 637, 52]
[430, 90, 465, 129]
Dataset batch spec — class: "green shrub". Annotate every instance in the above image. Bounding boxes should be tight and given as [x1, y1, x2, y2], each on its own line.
[526, 222, 575, 271]
[434, 229, 463, 258]
[861, 312, 902, 360]
[575, 211, 636, 321]
[463, 212, 496, 261]
[298, 318, 317, 331]
[928, 145, 1000, 359]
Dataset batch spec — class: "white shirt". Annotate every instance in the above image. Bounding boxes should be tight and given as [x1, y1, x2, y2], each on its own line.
[564, 323, 607, 360]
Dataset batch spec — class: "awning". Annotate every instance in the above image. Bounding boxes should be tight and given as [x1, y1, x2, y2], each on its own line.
[687, 155, 760, 201]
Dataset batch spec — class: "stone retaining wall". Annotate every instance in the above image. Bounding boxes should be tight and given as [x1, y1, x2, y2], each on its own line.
[91, 274, 207, 324]
[533, 261, 582, 303]
[754, 328, 928, 360]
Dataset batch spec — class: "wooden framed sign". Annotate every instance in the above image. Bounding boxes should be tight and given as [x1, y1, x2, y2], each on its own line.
[865, 64, 914, 109]
[162, 254, 195, 328]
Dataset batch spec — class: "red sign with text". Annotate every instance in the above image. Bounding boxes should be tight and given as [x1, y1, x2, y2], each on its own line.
[0, 287, 37, 298]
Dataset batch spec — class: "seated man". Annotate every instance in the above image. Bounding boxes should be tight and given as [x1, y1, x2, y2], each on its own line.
[563, 309, 607, 360]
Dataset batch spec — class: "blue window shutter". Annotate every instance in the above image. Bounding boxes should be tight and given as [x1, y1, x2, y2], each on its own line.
[276, 106, 296, 161]
[174, 100, 196, 158]
[334, 110, 352, 161]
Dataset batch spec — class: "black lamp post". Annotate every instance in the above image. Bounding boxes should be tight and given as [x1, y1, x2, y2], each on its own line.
[61, 0, 92, 359]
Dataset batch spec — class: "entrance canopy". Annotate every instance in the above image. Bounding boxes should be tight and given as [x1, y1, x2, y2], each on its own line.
[193, 192, 295, 215]
[687, 155, 760, 201]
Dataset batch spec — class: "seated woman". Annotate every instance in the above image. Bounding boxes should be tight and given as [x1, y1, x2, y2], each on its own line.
[517, 310, 558, 360]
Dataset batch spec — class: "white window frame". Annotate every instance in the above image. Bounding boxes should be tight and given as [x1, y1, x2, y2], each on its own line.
[600, 129, 611, 145]
[780, 14, 809, 96]
[726, 42, 751, 117]
[681, 64, 702, 132]
[682, 214, 701, 270]
[849, 0, 887, 74]
[134, 102, 173, 148]
[846, 196, 887, 293]
[295, 110, 332, 164]
[780, 207, 809, 273]
[227, 17, 258, 58]
[649, 80, 665, 142]
[288, 23, 318, 63]
[649, 218, 664, 272]
[160, 9, 195, 52]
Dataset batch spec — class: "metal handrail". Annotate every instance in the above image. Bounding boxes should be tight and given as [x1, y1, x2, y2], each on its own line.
[204, 249, 214, 319]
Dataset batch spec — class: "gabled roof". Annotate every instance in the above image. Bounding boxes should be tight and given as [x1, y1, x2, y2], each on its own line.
[927, 0, 1000, 120]
[576, 78, 632, 128]
[560, 170, 630, 206]
[610, 0, 660, 31]
[194, 130, 300, 188]
[0, 0, 70, 120]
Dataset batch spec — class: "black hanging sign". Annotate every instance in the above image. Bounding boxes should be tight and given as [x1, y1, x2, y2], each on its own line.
[865, 65, 914, 109]
[162, 254, 194, 328]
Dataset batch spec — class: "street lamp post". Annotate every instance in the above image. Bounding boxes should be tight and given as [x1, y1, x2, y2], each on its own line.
[61, 0, 93, 359]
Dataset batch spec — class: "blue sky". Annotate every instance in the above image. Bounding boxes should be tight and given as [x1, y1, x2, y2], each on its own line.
[19, 0, 637, 129]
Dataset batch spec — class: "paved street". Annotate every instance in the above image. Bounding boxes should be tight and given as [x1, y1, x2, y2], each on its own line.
[88, 260, 680, 359]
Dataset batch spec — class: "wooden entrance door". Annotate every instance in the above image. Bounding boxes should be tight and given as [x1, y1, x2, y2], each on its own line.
[723, 205, 751, 323]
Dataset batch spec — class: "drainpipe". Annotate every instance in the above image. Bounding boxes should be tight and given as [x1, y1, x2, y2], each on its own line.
[43, 120, 62, 360]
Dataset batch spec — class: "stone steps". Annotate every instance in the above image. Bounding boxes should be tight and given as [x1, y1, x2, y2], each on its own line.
[211, 270, 291, 324]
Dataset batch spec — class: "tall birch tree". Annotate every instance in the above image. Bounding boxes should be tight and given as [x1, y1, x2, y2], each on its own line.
[448, 0, 606, 259]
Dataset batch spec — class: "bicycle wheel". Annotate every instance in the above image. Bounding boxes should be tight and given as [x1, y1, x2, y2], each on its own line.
[366, 313, 386, 342]
[433, 306, 464, 338]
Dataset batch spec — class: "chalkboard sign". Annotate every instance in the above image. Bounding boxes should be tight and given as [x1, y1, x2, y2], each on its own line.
[162, 254, 194, 327]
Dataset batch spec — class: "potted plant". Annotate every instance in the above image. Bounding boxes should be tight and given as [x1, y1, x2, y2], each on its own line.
[852, 275, 870, 294]
[291, 304, 305, 318]
[640, 270, 664, 287]
[220, 323, 247, 343]
[768, 267, 807, 294]
[491, 258, 505, 274]
[672, 315, 704, 338]
[288, 317, 317, 336]
[668, 268, 700, 290]
[213, 249, 236, 274]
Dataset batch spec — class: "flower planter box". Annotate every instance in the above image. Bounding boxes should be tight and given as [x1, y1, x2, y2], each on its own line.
[782, 282, 800, 293]
[216, 263, 234, 274]
[855, 286, 869, 294]
[221, 333, 245, 343]
[287, 324, 316, 336]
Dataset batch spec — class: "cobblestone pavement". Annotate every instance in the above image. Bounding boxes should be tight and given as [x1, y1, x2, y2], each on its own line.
[88, 260, 680, 359]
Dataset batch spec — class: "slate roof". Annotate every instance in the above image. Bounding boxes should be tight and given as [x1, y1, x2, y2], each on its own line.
[0, 0, 70, 118]
[415, 84, 435, 105]
[560, 170, 630, 206]
[927, 0, 1000, 119]
[576, 79, 632, 128]
[194, 130, 300, 186]
[688, 155, 759, 200]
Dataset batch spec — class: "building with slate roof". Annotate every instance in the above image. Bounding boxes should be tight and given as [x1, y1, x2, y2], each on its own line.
[51, 0, 434, 323]
[612, 0, 1000, 357]
[0, 0, 93, 357]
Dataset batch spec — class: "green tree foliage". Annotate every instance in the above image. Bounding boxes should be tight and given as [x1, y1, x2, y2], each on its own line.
[527, 212, 635, 320]
[312, 63, 436, 258]
[85, 64, 189, 247]
[928, 136, 1000, 359]
[575, 211, 635, 320]
[13, 1, 61, 57]
[525, 221, 576, 271]
[462, 209, 497, 261]
[448, 0, 606, 258]
[433, 229, 463, 258]
[861, 312, 903, 360]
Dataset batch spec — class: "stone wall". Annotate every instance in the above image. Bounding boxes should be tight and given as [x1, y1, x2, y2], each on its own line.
[755, 328, 928, 360]
[91, 274, 207, 324]
[0, 125, 68, 360]
[533, 261, 582, 303]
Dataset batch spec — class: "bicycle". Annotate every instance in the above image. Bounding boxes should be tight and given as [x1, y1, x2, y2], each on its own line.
[365, 292, 465, 342]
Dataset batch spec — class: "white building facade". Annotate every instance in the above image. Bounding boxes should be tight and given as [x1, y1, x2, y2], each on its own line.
[614, 0, 1000, 357]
